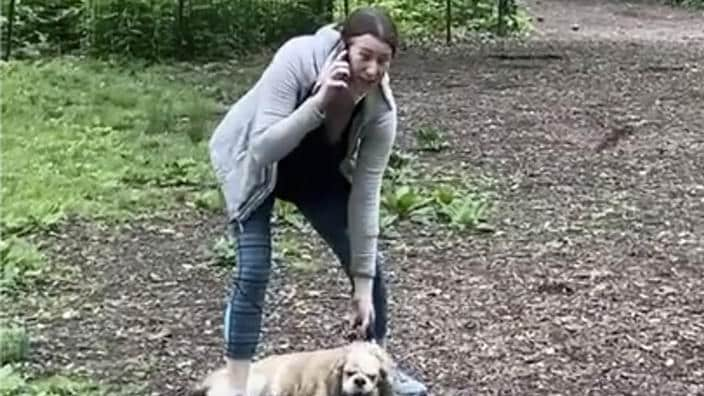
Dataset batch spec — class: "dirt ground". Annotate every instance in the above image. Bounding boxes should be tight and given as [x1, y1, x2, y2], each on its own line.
[13, 0, 704, 395]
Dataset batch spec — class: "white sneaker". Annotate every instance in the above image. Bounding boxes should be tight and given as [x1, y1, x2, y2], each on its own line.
[392, 369, 428, 396]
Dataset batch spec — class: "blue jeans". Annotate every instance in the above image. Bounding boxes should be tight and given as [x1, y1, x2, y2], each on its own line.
[223, 181, 388, 359]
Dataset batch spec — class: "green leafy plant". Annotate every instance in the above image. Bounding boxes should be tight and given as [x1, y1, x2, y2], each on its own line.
[0, 364, 112, 395]
[387, 150, 414, 171]
[0, 237, 46, 295]
[0, 0, 329, 61]
[0, 325, 30, 365]
[415, 125, 450, 152]
[661, 0, 704, 9]
[273, 233, 317, 273]
[191, 189, 224, 212]
[426, 182, 496, 232]
[274, 201, 306, 230]
[0, 0, 86, 59]
[382, 185, 434, 224]
[211, 235, 237, 268]
[432, 184, 459, 206]
[385, 151, 419, 184]
[436, 192, 493, 232]
[1, 0, 531, 62]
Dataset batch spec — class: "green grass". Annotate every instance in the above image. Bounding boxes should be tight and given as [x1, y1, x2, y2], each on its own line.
[0, 55, 266, 294]
[0, 364, 110, 396]
[0, 324, 137, 395]
[0, 237, 46, 295]
[0, 55, 262, 392]
[0, 325, 30, 365]
[0, 57, 225, 237]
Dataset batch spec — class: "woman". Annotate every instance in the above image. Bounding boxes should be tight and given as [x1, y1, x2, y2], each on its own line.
[207, 6, 427, 396]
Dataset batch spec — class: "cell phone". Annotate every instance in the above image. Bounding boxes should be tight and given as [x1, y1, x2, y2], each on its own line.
[341, 42, 350, 82]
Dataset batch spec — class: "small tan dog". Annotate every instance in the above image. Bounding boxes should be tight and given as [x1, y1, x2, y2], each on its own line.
[191, 341, 395, 396]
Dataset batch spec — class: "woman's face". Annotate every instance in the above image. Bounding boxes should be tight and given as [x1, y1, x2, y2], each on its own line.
[346, 33, 393, 95]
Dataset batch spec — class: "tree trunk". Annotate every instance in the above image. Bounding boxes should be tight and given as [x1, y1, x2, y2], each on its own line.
[4, 0, 16, 60]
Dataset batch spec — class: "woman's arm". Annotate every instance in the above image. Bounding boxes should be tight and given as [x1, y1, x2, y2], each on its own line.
[248, 37, 326, 168]
[347, 110, 397, 287]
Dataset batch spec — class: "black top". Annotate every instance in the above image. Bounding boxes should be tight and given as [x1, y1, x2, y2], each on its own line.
[274, 100, 364, 202]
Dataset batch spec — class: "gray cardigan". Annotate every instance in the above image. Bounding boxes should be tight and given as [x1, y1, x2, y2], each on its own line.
[208, 23, 398, 278]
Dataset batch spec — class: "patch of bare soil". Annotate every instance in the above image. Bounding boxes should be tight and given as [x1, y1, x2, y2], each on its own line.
[522, 0, 704, 43]
[10, 1, 704, 395]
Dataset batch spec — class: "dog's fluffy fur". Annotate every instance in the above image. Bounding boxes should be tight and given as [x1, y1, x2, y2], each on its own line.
[191, 341, 395, 396]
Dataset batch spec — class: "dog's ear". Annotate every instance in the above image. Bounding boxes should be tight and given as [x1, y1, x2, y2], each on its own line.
[378, 365, 395, 396]
[324, 352, 347, 396]
[369, 344, 396, 396]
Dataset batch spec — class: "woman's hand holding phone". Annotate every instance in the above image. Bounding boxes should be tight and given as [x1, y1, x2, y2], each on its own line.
[314, 50, 351, 110]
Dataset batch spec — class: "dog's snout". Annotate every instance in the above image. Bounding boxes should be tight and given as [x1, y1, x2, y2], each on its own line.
[354, 377, 366, 387]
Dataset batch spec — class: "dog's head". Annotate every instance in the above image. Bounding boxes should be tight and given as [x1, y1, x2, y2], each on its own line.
[327, 341, 395, 396]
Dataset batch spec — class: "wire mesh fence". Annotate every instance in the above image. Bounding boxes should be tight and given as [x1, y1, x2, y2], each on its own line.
[1, 0, 522, 61]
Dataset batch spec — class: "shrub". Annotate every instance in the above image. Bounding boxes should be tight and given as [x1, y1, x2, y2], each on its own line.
[662, 0, 703, 7]
[88, 0, 327, 61]
[0, 0, 86, 58]
[87, 0, 176, 61]
[1, 0, 530, 61]
[1, 0, 329, 61]
[335, 0, 531, 43]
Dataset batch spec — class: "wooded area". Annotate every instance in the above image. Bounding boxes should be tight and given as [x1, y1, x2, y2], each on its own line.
[1, 0, 528, 61]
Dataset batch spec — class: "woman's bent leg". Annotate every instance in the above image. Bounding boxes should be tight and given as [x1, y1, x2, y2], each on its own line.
[293, 185, 428, 396]
[292, 186, 388, 342]
[224, 194, 275, 360]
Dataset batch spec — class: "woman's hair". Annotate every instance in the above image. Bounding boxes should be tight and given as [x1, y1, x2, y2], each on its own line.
[338, 7, 399, 56]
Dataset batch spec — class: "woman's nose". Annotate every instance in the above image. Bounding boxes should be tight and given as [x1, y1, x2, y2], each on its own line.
[365, 63, 378, 78]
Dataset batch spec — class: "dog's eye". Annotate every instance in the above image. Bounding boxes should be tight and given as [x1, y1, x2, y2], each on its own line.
[345, 370, 356, 377]
[368, 374, 377, 382]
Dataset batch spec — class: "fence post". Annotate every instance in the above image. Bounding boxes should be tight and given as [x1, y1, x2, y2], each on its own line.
[3, 0, 16, 60]
[445, 0, 452, 45]
[176, 0, 184, 59]
[86, 0, 94, 56]
[497, 0, 510, 36]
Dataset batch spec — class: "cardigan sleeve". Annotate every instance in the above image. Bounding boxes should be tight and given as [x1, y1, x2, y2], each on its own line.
[346, 110, 397, 278]
[248, 38, 326, 168]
